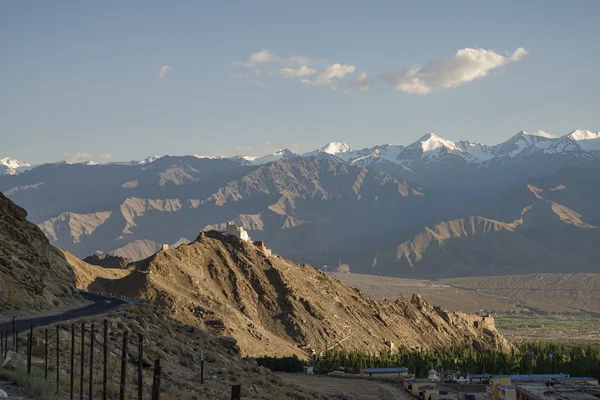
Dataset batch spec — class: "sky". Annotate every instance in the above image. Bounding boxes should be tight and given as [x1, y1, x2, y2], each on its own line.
[1, 0, 600, 164]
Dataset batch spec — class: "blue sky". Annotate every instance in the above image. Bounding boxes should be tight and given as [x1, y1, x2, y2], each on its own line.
[2, 0, 599, 163]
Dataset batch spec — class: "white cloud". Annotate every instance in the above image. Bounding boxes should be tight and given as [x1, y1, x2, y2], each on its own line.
[354, 71, 372, 91]
[278, 65, 317, 78]
[534, 130, 557, 138]
[72, 152, 94, 162]
[159, 65, 174, 78]
[384, 47, 528, 94]
[231, 47, 527, 94]
[233, 49, 280, 67]
[69, 152, 113, 163]
[301, 63, 356, 87]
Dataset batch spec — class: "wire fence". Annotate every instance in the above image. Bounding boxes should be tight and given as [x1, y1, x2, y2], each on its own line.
[1, 320, 162, 400]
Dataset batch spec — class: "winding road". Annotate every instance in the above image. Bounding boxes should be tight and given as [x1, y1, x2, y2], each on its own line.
[0, 291, 128, 334]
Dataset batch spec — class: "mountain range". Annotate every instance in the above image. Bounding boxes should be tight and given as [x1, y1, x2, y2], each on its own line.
[4, 129, 599, 174]
[1, 129, 599, 279]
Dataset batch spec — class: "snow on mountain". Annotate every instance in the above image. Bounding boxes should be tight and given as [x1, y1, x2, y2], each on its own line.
[232, 149, 299, 165]
[567, 130, 600, 152]
[0, 158, 33, 175]
[303, 142, 358, 162]
[490, 131, 554, 159]
[456, 141, 494, 163]
[320, 142, 353, 155]
[138, 155, 161, 165]
[350, 144, 405, 166]
[569, 130, 600, 141]
[393, 133, 474, 166]
[5, 129, 600, 175]
[414, 133, 461, 158]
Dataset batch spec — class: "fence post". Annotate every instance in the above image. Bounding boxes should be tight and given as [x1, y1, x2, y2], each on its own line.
[45, 329, 48, 379]
[15, 330, 18, 353]
[71, 325, 75, 400]
[27, 325, 33, 375]
[56, 325, 60, 395]
[120, 331, 128, 400]
[80, 322, 85, 400]
[151, 359, 161, 400]
[103, 320, 108, 400]
[138, 334, 143, 400]
[89, 323, 94, 400]
[231, 384, 241, 400]
[1, 330, 3, 357]
[200, 351, 204, 386]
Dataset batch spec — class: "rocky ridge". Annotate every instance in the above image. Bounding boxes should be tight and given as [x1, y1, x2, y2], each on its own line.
[87, 231, 512, 357]
[0, 192, 81, 315]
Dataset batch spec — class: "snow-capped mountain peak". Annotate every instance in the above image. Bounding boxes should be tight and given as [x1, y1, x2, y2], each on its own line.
[0, 157, 33, 175]
[568, 130, 600, 141]
[415, 133, 460, 153]
[138, 155, 161, 165]
[567, 130, 600, 152]
[319, 142, 353, 155]
[0, 157, 31, 169]
[232, 149, 299, 166]
[302, 142, 357, 162]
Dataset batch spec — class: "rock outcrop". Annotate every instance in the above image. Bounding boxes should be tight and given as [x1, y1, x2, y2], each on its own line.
[94, 231, 513, 357]
[0, 192, 81, 315]
[83, 253, 130, 269]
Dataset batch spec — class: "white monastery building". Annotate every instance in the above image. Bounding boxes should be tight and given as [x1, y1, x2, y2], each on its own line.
[225, 223, 250, 242]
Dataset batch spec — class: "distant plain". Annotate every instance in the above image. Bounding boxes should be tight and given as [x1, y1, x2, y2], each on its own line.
[332, 272, 600, 343]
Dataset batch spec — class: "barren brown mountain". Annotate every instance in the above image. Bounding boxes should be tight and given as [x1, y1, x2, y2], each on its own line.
[0, 192, 81, 315]
[79, 230, 512, 357]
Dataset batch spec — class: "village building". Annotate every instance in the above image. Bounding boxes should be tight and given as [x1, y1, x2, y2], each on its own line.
[362, 367, 409, 378]
[516, 381, 600, 400]
[419, 385, 451, 400]
[485, 376, 600, 400]
[470, 374, 491, 384]
[253, 241, 272, 257]
[404, 379, 431, 391]
[441, 370, 470, 383]
[413, 381, 438, 396]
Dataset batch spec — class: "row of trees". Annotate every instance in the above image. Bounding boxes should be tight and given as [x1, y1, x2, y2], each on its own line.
[253, 342, 600, 378]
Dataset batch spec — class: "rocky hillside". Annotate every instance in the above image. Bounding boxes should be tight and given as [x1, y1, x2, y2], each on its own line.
[62, 250, 131, 291]
[89, 231, 512, 357]
[0, 192, 81, 315]
[83, 253, 130, 269]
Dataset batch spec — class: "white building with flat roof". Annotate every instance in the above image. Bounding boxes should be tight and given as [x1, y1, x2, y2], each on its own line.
[225, 223, 250, 242]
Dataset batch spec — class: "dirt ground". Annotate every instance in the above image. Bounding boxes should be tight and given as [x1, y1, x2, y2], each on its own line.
[278, 374, 412, 400]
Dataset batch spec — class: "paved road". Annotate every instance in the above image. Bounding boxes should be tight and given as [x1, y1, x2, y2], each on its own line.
[0, 291, 127, 334]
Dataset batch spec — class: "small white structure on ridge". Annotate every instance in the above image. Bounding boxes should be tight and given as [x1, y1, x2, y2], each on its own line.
[225, 223, 250, 242]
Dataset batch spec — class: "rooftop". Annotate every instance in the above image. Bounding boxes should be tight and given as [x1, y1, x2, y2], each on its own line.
[504, 374, 569, 382]
[420, 386, 448, 391]
[518, 383, 600, 400]
[364, 367, 408, 373]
